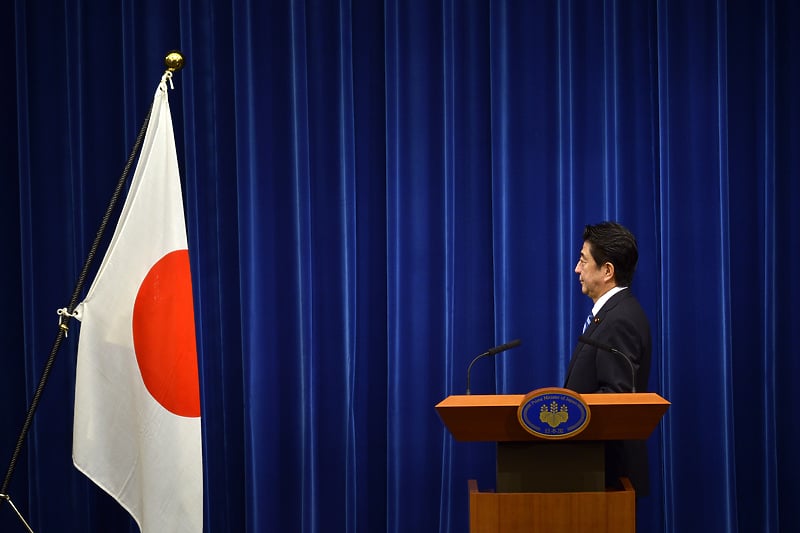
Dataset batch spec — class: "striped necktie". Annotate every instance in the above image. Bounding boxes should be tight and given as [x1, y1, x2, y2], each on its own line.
[582, 313, 593, 333]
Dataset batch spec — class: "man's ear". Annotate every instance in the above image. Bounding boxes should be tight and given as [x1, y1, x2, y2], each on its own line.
[603, 262, 615, 283]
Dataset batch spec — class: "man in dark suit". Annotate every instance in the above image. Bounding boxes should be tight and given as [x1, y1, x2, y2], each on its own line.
[564, 221, 652, 495]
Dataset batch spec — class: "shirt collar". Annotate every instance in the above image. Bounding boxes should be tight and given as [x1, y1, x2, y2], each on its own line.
[591, 286, 627, 317]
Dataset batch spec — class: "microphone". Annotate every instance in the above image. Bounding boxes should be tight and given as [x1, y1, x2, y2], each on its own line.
[577, 335, 637, 392]
[465, 339, 522, 395]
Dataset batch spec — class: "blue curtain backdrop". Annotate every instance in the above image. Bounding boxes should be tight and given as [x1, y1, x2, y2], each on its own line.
[2, 0, 798, 532]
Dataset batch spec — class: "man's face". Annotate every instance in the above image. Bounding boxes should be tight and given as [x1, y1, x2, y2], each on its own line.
[574, 241, 608, 302]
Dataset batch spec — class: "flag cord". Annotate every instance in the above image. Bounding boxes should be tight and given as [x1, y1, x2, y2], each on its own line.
[0, 494, 34, 532]
[0, 89, 159, 514]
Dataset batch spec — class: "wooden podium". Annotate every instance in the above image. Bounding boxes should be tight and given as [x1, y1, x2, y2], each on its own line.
[436, 392, 670, 533]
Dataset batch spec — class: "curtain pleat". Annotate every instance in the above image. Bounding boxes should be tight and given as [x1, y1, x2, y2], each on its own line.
[4, 1, 800, 532]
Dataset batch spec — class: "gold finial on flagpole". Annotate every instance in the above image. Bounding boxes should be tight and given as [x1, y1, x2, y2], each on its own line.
[164, 50, 185, 72]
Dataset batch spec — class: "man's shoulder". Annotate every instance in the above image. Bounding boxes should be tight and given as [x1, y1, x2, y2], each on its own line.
[601, 289, 645, 315]
[606, 287, 636, 304]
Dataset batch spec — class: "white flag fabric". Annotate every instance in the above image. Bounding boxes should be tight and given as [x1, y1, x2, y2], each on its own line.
[72, 77, 203, 533]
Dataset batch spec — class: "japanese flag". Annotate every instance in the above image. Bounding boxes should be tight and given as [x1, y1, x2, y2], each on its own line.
[72, 77, 202, 532]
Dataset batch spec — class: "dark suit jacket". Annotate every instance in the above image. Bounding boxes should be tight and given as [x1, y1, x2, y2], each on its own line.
[564, 288, 652, 495]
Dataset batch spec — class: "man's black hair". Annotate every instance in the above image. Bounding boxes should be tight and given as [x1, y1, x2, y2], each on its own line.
[583, 222, 638, 287]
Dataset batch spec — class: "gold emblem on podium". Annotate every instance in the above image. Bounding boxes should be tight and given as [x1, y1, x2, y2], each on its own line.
[517, 387, 590, 439]
[539, 401, 569, 428]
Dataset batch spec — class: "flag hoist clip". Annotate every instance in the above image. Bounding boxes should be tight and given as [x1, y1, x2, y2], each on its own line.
[57, 307, 79, 337]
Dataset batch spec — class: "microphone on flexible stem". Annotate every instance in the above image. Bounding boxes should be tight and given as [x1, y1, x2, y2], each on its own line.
[577, 335, 637, 392]
[465, 339, 522, 395]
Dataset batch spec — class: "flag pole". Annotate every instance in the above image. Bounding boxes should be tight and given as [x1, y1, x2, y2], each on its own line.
[0, 51, 186, 530]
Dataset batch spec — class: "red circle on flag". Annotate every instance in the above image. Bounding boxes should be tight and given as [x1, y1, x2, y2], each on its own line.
[132, 249, 201, 418]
